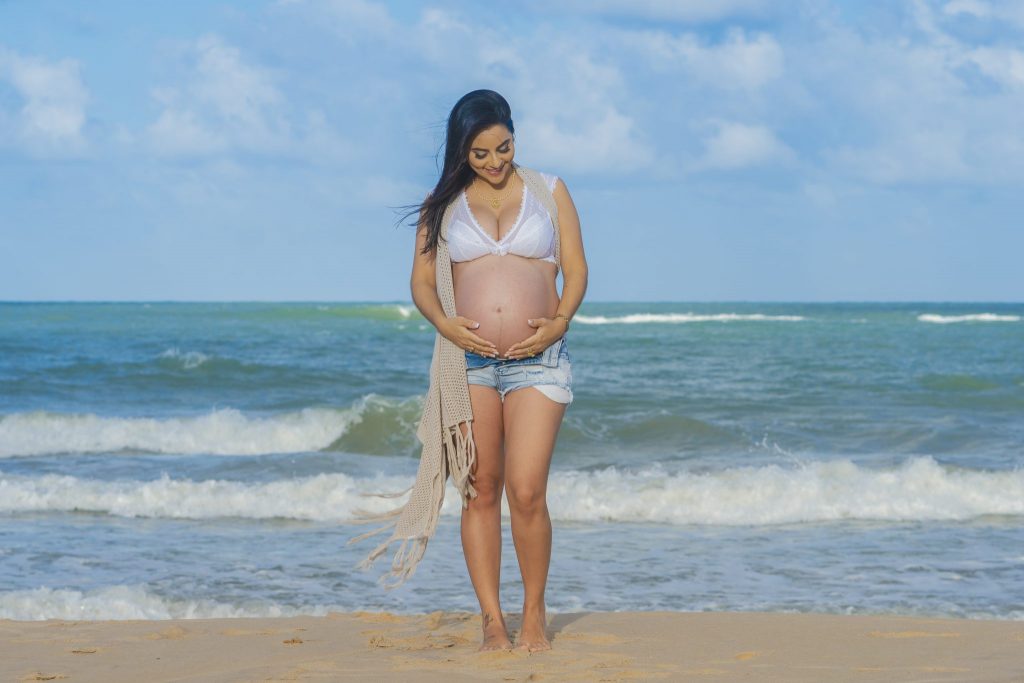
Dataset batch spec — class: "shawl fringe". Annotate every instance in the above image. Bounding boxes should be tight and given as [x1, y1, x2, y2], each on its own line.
[346, 416, 478, 588]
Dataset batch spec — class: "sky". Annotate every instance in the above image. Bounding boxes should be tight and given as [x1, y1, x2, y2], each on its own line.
[1, 0, 1022, 302]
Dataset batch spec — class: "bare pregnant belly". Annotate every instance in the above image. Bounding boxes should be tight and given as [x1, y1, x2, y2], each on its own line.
[453, 256, 560, 356]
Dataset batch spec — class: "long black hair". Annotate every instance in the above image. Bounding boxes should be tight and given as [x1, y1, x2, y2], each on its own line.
[395, 89, 516, 256]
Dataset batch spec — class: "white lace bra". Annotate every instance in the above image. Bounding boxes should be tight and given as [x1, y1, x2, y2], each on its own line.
[447, 171, 559, 263]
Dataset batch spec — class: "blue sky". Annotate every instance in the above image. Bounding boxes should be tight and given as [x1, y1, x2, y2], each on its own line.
[1, 0, 1022, 302]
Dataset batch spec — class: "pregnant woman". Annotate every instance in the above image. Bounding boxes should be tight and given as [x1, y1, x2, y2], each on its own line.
[349, 89, 588, 653]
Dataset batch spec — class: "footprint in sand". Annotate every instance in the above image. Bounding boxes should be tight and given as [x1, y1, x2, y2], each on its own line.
[368, 634, 394, 648]
[143, 625, 189, 640]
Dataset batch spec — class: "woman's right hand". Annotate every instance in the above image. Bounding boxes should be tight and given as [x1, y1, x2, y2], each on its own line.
[440, 316, 498, 357]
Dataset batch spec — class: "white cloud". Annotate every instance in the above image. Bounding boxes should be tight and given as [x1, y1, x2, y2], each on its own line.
[796, 3, 1024, 185]
[942, 0, 1024, 26]
[512, 46, 653, 172]
[148, 108, 225, 156]
[283, 0, 396, 46]
[0, 46, 90, 154]
[617, 26, 784, 89]
[964, 45, 1024, 88]
[352, 6, 656, 174]
[942, 0, 993, 18]
[694, 120, 794, 170]
[145, 34, 292, 156]
[141, 0, 1024, 187]
[551, 0, 769, 23]
[522, 107, 653, 173]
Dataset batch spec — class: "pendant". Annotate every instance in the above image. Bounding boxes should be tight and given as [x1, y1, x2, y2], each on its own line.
[489, 199, 501, 209]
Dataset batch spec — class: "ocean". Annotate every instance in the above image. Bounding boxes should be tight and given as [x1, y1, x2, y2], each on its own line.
[1, 301, 1022, 621]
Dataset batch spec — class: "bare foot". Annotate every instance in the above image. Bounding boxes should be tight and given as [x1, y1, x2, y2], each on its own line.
[514, 608, 551, 652]
[478, 612, 512, 651]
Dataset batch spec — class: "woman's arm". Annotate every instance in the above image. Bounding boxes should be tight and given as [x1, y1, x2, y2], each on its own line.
[409, 211, 446, 331]
[409, 201, 498, 355]
[551, 177, 588, 324]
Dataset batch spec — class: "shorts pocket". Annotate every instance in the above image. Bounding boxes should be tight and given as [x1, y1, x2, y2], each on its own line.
[538, 337, 564, 368]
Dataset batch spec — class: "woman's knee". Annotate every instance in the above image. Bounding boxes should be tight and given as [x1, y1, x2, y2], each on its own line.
[505, 482, 547, 514]
[468, 473, 504, 507]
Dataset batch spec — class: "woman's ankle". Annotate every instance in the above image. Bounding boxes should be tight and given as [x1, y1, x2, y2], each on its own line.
[482, 610, 506, 628]
[521, 604, 546, 620]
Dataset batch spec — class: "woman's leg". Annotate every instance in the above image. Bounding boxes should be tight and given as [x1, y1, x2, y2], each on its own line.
[502, 387, 566, 651]
[459, 383, 510, 650]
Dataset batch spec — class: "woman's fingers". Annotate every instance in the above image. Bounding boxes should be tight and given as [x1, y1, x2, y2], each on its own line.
[462, 332, 497, 355]
[505, 335, 542, 358]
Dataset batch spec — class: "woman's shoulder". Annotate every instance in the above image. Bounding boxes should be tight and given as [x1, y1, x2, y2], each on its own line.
[519, 166, 560, 192]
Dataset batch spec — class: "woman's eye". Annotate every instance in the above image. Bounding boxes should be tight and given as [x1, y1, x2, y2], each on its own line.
[474, 147, 508, 159]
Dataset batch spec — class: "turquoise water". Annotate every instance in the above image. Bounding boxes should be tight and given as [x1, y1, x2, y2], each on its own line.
[1, 301, 1022, 619]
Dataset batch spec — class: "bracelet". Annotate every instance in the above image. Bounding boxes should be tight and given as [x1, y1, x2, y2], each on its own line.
[553, 313, 571, 329]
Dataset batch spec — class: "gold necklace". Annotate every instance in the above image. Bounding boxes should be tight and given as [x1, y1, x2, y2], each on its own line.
[473, 173, 518, 210]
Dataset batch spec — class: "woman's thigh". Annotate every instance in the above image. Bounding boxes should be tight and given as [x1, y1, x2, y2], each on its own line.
[459, 384, 505, 504]
[501, 387, 566, 501]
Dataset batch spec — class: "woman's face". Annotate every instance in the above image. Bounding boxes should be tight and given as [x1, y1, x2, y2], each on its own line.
[467, 124, 515, 185]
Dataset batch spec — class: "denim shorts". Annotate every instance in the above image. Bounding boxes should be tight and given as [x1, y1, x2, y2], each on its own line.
[465, 335, 574, 405]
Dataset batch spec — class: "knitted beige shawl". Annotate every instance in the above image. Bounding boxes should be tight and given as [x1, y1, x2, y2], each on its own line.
[347, 165, 561, 589]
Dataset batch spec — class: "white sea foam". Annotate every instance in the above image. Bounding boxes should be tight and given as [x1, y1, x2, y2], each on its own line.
[0, 396, 407, 457]
[550, 457, 1024, 525]
[918, 313, 1020, 324]
[158, 347, 210, 369]
[0, 584, 322, 621]
[2, 456, 1020, 525]
[574, 313, 805, 324]
[394, 304, 415, 319]
[0, 470, 415, 520]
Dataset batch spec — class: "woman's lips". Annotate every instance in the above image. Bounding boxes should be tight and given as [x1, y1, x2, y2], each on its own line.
[486, 165, 504, 175]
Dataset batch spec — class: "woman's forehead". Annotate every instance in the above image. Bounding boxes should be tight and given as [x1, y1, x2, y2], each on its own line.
[470, 125, 512, 148]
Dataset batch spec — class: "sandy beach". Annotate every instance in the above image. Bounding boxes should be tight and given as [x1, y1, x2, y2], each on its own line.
[2, 610, 1022, 682]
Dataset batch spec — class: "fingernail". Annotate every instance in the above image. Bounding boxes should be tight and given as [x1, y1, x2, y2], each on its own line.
[472, 322, 480, 328]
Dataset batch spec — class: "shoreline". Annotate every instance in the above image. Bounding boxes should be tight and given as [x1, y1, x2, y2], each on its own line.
[2, 610, 1022, 682]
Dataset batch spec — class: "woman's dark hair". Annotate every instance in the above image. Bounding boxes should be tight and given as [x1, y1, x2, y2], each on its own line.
[395, 89, 515, 256]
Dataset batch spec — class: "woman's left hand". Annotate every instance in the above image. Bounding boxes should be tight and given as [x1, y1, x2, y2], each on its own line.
[503, 317, 568, 359]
